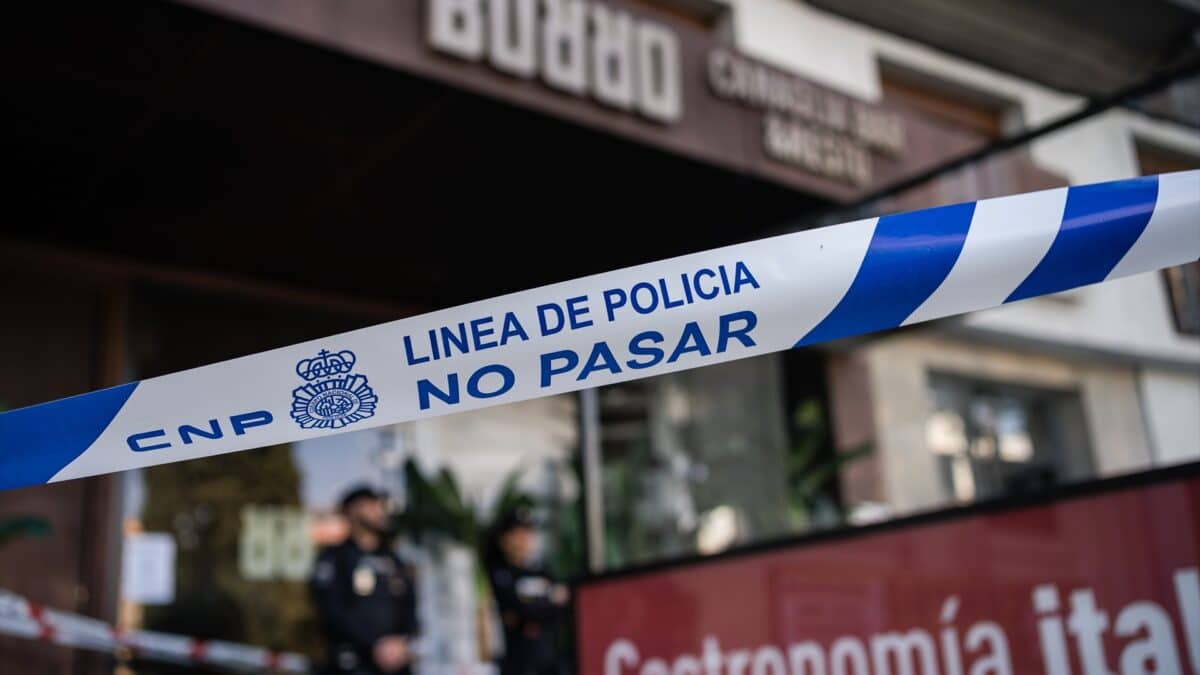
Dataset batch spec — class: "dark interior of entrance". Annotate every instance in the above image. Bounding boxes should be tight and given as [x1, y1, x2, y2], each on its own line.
[3, 1, 824, 314]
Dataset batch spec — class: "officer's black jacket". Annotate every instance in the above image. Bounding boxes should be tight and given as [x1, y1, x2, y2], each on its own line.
[487, 556, 567, 673]
[310, 539, 419, 660]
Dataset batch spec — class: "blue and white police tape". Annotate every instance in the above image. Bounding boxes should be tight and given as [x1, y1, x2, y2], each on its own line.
[1, 171, 1197, 492]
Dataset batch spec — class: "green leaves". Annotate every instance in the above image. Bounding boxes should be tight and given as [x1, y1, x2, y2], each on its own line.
[396, 458, 533, 549]
[488, 464, 535, 534]
[786, 397, 873, 529]
[0, 516, 51, 550]
[397, 459, 472, 545]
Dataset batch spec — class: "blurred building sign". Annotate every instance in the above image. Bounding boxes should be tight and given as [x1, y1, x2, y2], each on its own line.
[428, 0, 683, 124]
[577, 468, 1200, 675]
[178, 0, 977, 202]
[708, 48, 906, 186]
[238, 505, 315, 582]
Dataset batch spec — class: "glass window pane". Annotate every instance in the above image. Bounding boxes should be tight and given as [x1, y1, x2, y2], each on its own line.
[598, 354, 791, 567]
[926, 373, 1094, 503]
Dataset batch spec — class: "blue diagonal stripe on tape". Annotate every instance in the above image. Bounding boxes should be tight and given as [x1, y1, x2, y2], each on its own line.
[1007, 176, 1159, 302]
[0, 382, 138, 490]
[795, 201, 977, 347]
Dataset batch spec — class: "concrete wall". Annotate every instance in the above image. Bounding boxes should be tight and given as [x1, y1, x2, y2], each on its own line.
[412, 394, 579, 510]
[1140, 370, 1200, 465]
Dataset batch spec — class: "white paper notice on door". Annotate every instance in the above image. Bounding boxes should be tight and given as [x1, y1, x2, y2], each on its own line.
[120, 532, 177, 605]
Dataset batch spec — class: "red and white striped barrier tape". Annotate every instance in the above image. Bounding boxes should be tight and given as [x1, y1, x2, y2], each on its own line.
[0, 588, 309, 673]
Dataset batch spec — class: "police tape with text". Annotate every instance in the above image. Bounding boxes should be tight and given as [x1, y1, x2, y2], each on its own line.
[0, 172, 1196, 491]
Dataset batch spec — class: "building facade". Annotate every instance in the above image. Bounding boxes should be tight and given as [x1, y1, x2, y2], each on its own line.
[0, 0, 1197, 673]
[721, 0, 1200, 519]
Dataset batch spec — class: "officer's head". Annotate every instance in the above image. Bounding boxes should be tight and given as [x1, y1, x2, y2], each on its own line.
[495, 506, 539, 565]
[340, 484, 388, 535]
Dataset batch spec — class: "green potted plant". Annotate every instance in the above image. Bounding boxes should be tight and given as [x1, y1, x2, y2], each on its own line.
[395, 459, 535, 663]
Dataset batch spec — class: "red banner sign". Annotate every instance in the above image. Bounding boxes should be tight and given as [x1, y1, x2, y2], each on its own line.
[577, 467, 1200, 675]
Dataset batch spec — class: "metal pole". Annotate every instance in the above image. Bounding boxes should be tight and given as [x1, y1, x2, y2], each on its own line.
[578, 388, 605, 573]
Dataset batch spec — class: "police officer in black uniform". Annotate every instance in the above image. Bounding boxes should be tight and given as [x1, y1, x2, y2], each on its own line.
[486, 507, 570, 675]
[311, 486, 419, 675]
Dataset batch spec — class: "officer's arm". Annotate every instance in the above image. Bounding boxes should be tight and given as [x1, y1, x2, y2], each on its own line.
[398, 560, 420, 639]
[513, 590, 563, 621]
[310, 550, 384, 652]
[491, 567, 562, 622]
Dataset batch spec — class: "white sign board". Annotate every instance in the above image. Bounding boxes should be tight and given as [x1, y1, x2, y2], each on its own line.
[120, 532, 177, 605]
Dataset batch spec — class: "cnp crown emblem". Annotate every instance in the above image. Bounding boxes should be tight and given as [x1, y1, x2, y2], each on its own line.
[290, 349, 378, 430]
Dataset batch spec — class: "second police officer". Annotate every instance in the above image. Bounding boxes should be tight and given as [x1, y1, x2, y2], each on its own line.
[486, 507, 570, 675]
